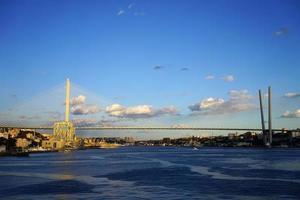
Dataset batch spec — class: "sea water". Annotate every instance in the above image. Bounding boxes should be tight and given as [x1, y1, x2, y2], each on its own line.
[1, 147, 300, 199]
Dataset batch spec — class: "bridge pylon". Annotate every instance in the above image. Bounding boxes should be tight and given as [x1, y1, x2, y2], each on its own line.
[53, 78, 75, 144]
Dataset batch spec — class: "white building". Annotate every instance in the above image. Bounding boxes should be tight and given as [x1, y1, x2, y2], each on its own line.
[0, 145, 6, 152]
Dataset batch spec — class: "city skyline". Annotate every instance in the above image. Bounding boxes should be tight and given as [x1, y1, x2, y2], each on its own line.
[0, 0, 300, 138]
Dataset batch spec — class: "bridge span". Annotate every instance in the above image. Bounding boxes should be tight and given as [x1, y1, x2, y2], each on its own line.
[0, 126, 287, 132]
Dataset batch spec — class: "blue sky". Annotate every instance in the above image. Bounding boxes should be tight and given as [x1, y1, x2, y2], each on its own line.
[0, 0, 300, 138]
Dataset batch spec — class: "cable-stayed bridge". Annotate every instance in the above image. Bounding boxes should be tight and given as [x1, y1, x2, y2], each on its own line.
[0, 125, 288, 132]
[1, 79, 297, 147]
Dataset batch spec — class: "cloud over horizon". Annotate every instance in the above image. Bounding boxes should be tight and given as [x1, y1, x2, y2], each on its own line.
[72, 118, 117, 127]
[284, 92, 300, 98]
[106, 104, 178, 118]
[72, 105, 100, 115]
[70, 95, 100, 115]
[189, 89, 255, 115]
[281, 109, 300, 118]
[71, 95, 86, 106]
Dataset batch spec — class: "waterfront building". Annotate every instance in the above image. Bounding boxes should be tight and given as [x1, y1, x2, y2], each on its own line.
[290, 130, 300, 138]
[162, 138, 171, 145]
[228, 133, 238, 140]
[0, 132, 9, 139]
[41, 138, 65, 150]
[0, 145, 6, 152]
[7, 128, 20, 138]
[124, 137, 135, 144]
[16, 138, 31, 148]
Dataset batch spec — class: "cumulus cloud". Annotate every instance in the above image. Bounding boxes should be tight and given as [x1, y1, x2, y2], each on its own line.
[71, 105, 100, 115]
[189, 89, 255, 115]
[281, 109, 300, 118]
[189, 98, 224, 111]
[228, 89, 251, 99]
[273, 27, 288, 36]
[128, 3, 134, 9]
[72, 119, 117, 127]
[222, 75, 235, 82]
[71, 95, 86, 106]
[205, 75, 215, 80]
[72, 118, 98, 127]
[106, 104, 177, 118]
[70, 95, 100, 115]
[156, 106, 178, 115]
[284, 92, 300, 98]
[117, 9, 125, 16]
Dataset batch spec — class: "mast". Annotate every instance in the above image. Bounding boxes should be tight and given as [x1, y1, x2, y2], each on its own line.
[65, 78, 70, 122]
[258, 90, 266, 144]
[268, 86, 272, 146]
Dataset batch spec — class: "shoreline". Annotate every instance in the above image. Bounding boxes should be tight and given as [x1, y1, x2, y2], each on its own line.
[2, 146, 300, 157]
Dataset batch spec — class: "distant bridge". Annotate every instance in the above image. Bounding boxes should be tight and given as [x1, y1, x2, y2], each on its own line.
[0, 81, 296, 138]
[0, 126, 288, 132]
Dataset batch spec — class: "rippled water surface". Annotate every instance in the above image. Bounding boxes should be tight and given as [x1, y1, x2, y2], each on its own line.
[1, 147, 300, 199]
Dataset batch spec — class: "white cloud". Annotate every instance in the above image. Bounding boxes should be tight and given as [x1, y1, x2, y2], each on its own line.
[228, 89, 251, 100]
[72, 119, 117, 127]
[273, 27, 288, 36]
[189, 89, 255, 115]
[71, 105, 100, 115]
[222, 75, 235, 82]
[106, 104, 177, 118]
[126, 105, 152, 115]
[189, 97, 225, 111]
[128, 3, 134, 9]
[205, 75, 215, 80]
[105, 104, 125, 117]
[117, 10, 125, 16]
[70, 95, 100, 115]
[72, 118, 98, 127]
[284, 92, 300, 98]
[71, 95, 86, 106]
[281, 109, 300, 118]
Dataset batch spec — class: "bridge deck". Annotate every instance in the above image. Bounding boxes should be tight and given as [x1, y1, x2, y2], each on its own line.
[0, 126, 289, 132]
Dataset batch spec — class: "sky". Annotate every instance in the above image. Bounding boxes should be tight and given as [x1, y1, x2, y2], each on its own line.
[0, 0, 300, 138]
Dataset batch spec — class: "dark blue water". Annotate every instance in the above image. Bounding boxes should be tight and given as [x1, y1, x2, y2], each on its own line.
[1, 147, 300, 199]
